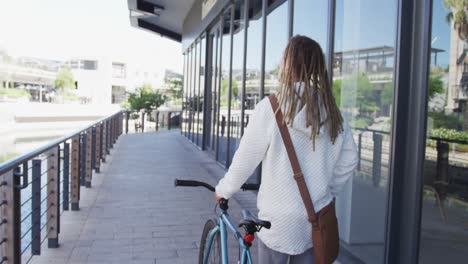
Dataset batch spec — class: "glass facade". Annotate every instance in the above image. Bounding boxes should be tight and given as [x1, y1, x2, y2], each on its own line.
[419, 1, 468, 263]
[333, 0, 397, 262]
[180, 0, 468, 262]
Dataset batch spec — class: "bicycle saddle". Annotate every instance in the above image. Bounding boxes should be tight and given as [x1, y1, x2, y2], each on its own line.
[239, 210, 271, 231]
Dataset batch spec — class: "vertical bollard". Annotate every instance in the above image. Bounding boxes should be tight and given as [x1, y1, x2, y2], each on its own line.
[47, 147, 59, 248]
[95, 125, 102, 173]
[0, 170, 21, 263]
[141, 112, 145, 133]
[71, 135, 80, 211]
[125, 111, 129, 134]
[221, 116, 226, 136]
[31, 159, 41, 255]
[372, 133, 383, 187]
[156, 111, 160, 131]
[436, 141, 449, 201]
[63, 143, 70, 210]
[168, 112, 172, 130]
[85, 128, 93, 188]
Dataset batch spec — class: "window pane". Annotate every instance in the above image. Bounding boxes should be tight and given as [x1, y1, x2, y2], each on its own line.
[245, 0, 262, 112]
[189, 48, 194, 141]
[218, 8, 233, 165]
[193, 41, 199, 143]
[198, 37, 206, 147]
[293, 0, 328, 51]
[229, 0, 246, 164]
[264, 0, 288, 96]
[333, 0, 397, 263]
[419, 1, 468, 263]
[182, 53, 188, 136]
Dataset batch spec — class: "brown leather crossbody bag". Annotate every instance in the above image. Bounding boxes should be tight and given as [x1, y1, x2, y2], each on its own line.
[269, 95, 339, 264]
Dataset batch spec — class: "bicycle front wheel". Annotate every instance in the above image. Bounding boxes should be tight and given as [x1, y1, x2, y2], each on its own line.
[199, 219, 222, 264]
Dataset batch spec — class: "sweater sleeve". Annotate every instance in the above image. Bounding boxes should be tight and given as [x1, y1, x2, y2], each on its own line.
[330, 124, 359, 196]
[215, 99, 272, 199]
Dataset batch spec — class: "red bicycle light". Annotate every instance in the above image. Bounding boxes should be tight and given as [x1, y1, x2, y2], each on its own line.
[244, 234, 255, 243]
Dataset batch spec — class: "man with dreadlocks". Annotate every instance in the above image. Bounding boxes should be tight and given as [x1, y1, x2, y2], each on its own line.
[215, 35, 358, 263]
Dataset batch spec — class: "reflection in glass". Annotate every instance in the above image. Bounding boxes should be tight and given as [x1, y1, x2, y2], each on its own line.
[228, 0, 246, 165]
[293, 0, 328, 51]
[198, 37, 206, 147]
[245, 1, 263, 120]
[194, 41, 200, 144]
[182, 53, 187, 136]
[333, 0, 397, 263]
[218, 8, 233, 165]
[264, 1, 288, 96]
[188, 48, 194, 141]
[419, 1, 468, 262]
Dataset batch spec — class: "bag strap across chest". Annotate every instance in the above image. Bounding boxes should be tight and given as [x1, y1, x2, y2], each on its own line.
[268, 95, 318, 224]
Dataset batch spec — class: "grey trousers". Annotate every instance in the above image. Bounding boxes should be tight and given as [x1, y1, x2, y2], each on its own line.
[257, 239, 314, 264]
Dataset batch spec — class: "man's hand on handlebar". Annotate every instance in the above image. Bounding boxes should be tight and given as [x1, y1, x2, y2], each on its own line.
[214, 192, 224, 205]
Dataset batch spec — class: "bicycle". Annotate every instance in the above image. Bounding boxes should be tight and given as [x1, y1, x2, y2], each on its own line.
[174, 179, 271, 264]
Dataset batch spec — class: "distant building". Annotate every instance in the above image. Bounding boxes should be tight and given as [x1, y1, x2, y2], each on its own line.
[446, 25, 468, 121]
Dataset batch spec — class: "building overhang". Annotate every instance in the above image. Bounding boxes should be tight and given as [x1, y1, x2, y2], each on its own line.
[127, 0, 196, 42]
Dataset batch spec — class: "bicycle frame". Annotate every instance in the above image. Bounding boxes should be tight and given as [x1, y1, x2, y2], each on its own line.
[203, 210, 254, 264]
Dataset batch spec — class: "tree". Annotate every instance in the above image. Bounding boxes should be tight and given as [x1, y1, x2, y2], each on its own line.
[127, 84, 165, 111]
[444, 0, 468, 40]
[54, 67, 76, 90]
[167, 79, 183, 99]
[428, 73, 445, 101]
[221, 79, 239, 98]
[332, 79, 342, 106]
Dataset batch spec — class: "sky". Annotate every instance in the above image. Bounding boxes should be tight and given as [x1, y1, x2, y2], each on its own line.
[0, 0, 183, 73]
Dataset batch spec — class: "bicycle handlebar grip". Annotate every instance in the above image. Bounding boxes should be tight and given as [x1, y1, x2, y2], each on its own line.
[175, 179, 196, 187]
[241, 183, 260, 191]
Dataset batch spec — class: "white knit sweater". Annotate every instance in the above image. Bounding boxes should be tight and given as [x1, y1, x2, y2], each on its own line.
[215, 95, 359, 255]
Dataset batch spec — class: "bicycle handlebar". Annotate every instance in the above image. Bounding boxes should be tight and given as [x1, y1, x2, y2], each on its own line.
[174, 179, 259, 192]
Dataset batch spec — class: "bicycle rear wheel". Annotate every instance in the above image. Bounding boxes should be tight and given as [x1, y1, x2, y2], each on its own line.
[199, 219, 222, 264]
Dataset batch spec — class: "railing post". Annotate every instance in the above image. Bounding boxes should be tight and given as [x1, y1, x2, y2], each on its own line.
[56, 146, 61, 234]
[221, 116, 226, 136]
[0, 169, 21, 264]
[85, 128, 93, 188]
[63, 143, 70, 210]
[31, 159, 41, 255]
[102, 121, 107, 162]
[79, 133, 86, 187]
[71, 135, 80, 211]
[435, 141, 449, 201]
[125, 111, 129, 134]
[91, 127, 96, 172]
[95, 124, 102, 173]
[141, 112, 145, 133]
[357, 133, 362, 171]
[156, 111, 160, 131]
[372, 133, 383, 187]
[106, 120, 110, 154]
[47, 147, 59, 248]
[168, 112, 172, 130]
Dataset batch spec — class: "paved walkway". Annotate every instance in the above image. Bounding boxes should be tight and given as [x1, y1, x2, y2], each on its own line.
[30, 131, 257, 264]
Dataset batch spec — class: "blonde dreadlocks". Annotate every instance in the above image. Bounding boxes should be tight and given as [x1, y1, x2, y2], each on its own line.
[276, 35, 343, 148]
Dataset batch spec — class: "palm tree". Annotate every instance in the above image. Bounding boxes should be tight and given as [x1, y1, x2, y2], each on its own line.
[444, 0, 468, 40]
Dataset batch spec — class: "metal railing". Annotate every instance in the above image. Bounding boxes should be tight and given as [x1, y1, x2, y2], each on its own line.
[0, 111, 124, 264]
[123, 110, 181, 133]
